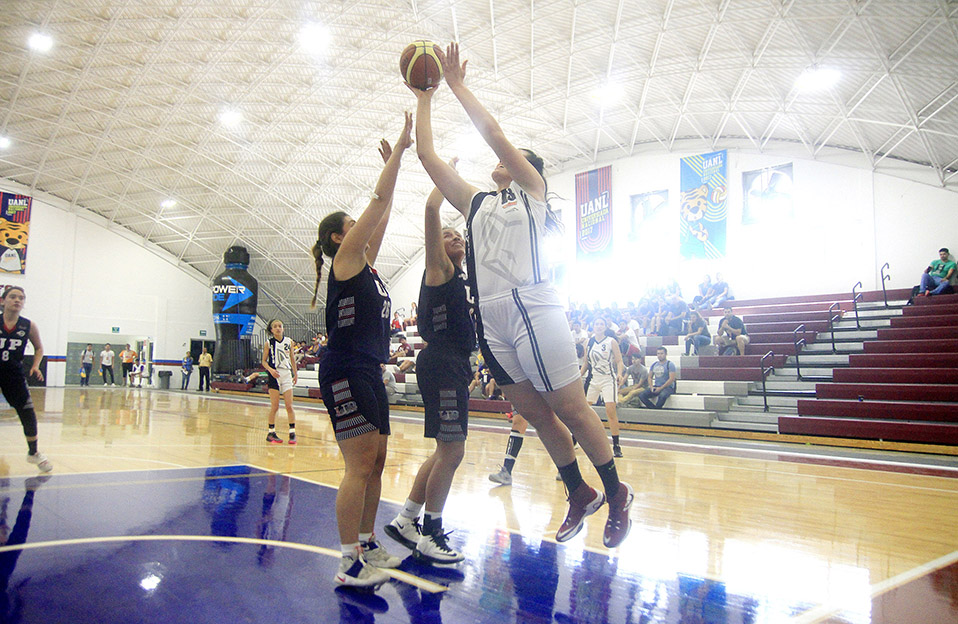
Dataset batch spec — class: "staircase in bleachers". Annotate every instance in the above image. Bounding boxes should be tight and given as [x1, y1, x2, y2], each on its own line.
[779, 292, 958, 445]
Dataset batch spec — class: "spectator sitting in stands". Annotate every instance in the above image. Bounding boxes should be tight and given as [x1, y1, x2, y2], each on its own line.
[706, 272, 731, 308]
[617, 354, 649, 406]
[684, 310, 711, 355]
[387, 337, 413, 365]
[692, 274, 712, 310]
[663, 294, 689, 336]
[616, 311, 643, 358]
[638, 347, 676, 409]
[570, 320, 588, 348]
[714, 306, 750, 356]
[917, 247, 956, 297]
[381, 363, 398, 403]
[390, 312, 404, 336]
[649, 296, 668, 335]
[402, 302, 418, 329]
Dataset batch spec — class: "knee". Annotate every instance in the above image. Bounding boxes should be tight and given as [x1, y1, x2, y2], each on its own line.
[438, 441, 465, 467]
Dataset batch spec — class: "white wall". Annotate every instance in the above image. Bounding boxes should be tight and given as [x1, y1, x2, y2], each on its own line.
[0, 178, 216, 385]
[548, 150, 953, 305]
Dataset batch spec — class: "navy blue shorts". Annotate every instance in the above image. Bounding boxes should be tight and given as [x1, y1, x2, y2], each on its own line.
[319, 361, 389, 442]
[416, 347, 470, 442]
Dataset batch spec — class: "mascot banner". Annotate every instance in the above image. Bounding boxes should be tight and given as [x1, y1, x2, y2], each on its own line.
[679, 150, 727, 259]
[0, 192, 31, 274]
[575, 165, 613, 260]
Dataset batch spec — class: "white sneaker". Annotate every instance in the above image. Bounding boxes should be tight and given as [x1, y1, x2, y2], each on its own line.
[334, 555, 389, 588]
[362, 538, 402, 568]
[414, 529, 464, 565]
[111, 383, 116, 387]
[488, 466, 512, 485]
[383, 516, 421, 550]
[26, 452, 53, 473]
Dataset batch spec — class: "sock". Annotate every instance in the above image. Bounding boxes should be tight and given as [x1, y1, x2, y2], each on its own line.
[27, 440, 38, 455]
[288, 423, 296, 436]
[503, 431, 524, 473]
[358, 532, 372, 545]
[268, 424, 276, 433]
[400, 498, 423, 520]
[341, 542, 361, 558]
[422, 511, 443, 535]
[612, 435, 620, 446]
[557, 459, 585, 494]
[595, 458, 621, 501]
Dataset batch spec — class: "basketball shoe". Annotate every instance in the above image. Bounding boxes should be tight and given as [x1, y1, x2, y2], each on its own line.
[555, 483, 605, 542]
[384, 516, 421, 550]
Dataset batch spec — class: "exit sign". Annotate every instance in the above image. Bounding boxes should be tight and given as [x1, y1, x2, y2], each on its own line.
[199, 330, 207, 336]
[111, 327, 120, 333]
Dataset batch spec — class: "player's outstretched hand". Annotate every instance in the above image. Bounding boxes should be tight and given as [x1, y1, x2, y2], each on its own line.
[436, 43, 468, 88]
[395, 111, 414, 152]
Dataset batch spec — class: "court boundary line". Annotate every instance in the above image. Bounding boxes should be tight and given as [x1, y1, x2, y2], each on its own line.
[0, 534, 446, 593]
[790, 549, 958, 624]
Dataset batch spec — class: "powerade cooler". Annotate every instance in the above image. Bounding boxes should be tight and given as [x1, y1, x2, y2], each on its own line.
[211, 246, 258, 374]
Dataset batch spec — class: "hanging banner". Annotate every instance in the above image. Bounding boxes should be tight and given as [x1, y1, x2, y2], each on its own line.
[679, 150, 727, 259]
[743, 163, 793, 224]
[0, 192, 32, 274]
[575, 165, 613, 260]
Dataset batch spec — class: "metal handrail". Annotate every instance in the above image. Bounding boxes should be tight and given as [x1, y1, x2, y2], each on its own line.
[852, 281, 863, 329]
[827, 302, 842, 354]
[792, 324, 807, 381]
[881, 263, 891, 308]
[760, 351, 776, 412]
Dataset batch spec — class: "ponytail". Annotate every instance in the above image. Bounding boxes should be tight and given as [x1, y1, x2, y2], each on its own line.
[310, 211, 349, 309]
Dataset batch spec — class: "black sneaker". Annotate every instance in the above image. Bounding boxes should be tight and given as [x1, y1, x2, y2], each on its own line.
[266, 431, 283, 444]
[613, 444, 623, 458]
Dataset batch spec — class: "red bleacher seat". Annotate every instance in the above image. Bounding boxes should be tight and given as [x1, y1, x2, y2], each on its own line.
[832, 368, 958, 384]
[816, 383, 958, 402]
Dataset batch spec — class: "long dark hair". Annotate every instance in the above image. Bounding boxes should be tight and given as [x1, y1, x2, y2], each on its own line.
[310, 211, 349, 309]
[521, 149, 563, 236]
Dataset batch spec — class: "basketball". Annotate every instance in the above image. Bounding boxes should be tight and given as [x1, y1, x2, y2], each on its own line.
[400, 40, 442, 90]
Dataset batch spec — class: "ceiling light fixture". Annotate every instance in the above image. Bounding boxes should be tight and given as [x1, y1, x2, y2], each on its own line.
[795, 65, 840, 92]
[0, 136, 10, 149]
[28, 32, 53, 53]
[160, 199, 177, 209]
[590, 81, 624, 107]
[219, 108, 243, 128]
[298, 22, 331, 56]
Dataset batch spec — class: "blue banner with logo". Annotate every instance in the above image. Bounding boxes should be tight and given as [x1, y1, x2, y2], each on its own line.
[679, 150, 727, 259]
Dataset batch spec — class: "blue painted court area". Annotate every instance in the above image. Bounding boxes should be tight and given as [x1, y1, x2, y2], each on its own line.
[0, 467, 814, 623]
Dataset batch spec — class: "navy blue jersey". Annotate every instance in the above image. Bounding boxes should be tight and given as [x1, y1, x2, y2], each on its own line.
[0, 317, 30, 368]
[418, 266, 476, 356]
[324, 263, 391, 366]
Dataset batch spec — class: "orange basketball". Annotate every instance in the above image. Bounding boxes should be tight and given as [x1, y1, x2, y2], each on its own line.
[400, 40, 443, 90]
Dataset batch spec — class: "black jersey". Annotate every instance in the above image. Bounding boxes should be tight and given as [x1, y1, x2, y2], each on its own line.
[324, 263, 391, 366]
[418, 266, 476, 356]
[0, 316, 30, 368]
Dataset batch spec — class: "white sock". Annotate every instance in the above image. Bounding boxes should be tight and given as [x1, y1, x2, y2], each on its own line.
[341, 543, 360, 558]
[358, 532, 372, 544]
[400, 498, 423, 520]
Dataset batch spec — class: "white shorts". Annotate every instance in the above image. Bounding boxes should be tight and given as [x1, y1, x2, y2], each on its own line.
[586, 374, 617, 404]
[477, 283, 581, 393]
[269, 370, 294, 394]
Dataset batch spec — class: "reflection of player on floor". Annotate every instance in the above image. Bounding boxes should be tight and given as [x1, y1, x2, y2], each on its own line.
[385, 171, 472, 566]
[0, 474, 51, 620]
[314, 114, 412, 589]
[412, 43, 632, 548]
[262, 319, 298, 445]
[0, 287, 52, 473]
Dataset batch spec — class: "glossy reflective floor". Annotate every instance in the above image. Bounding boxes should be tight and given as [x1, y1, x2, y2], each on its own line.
[1, 387, 957, 623]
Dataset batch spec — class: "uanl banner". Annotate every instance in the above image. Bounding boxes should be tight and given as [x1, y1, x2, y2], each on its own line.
[679, 150, 727, 259]
[0, 192, 32, 274]
[575, 165, 613, 260]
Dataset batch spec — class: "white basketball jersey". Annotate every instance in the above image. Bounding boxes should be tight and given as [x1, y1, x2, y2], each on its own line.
[588, 336, 616, 377]
[268, 336, 293, 371]
[467, 181, 548, 298]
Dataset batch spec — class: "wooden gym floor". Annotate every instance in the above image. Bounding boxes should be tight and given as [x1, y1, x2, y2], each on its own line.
[0, 386, 956, 623]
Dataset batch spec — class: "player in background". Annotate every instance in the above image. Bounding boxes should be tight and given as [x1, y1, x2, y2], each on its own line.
[580, 318, 626, 458]
[261, 319, 298, 445]
[0, 287, 52, 473]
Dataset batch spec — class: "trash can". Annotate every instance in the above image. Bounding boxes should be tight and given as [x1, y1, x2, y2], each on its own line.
[158, 370, 172, 389]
